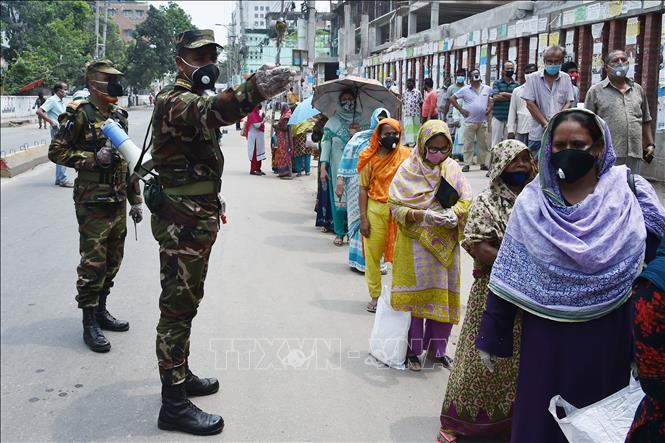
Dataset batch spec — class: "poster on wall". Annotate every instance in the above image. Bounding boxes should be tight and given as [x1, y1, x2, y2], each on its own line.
[490, 44, 498, 83]
[625, 17, 639, 79]
[508, 45, 517, 64]
[565, 30, 575, 63]
[450, 53, 456, 79]
[538, 33, 548, 69]
[591, 23, 604, 84]
[479, 45, 488, 83]
[462, 50, 468, 72]
[529, 36, 538, 64]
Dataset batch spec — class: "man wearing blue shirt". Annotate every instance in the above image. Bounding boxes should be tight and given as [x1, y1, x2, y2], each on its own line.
[37, 81, 72, 187]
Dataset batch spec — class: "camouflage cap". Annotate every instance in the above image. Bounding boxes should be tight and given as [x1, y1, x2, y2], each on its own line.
[175, 29, 223, 51]
[86, 59, 123, 76]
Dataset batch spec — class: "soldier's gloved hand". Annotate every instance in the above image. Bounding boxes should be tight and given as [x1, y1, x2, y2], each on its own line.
[129, 204, 143, 223]
[218, 194, 227, 225]
[96, 145, 114, 167]
[254, 64, 296, 99]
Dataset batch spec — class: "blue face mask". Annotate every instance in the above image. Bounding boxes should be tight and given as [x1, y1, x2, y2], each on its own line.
[456, 76, 465, 84]
[501, 171, 530, 186]
[545, 64, 561, 76]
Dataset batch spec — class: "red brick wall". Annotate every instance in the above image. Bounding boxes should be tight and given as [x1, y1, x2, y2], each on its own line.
[577, 25, 593, 101]
[608, 19, 626, 53]
[517, 37, 530, 83]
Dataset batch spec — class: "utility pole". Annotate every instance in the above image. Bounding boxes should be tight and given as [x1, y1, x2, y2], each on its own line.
[269, 0, 288, 154]
[101, 0, 109, 58]
[94, 1, 100, 58]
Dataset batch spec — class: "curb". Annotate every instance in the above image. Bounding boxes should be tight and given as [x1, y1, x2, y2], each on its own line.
[0, 144, 49, 178]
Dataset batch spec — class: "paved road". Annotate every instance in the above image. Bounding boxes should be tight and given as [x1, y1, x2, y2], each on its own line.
[1, 115, 492, 442]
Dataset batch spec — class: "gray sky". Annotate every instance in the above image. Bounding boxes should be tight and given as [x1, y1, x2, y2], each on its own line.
[148, 1, 330, 46]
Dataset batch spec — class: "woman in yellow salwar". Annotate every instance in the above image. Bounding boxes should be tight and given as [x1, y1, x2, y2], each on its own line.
[358, 118, 411, 313]
[389, 120, 472, 371]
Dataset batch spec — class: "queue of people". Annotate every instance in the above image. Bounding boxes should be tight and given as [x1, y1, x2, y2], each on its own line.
[302, 45, 664, 443]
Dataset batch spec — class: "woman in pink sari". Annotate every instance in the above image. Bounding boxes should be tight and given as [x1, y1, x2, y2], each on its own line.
[246, 105, 266, 175]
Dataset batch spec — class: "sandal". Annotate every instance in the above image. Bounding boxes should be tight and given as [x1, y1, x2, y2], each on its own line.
[406, 355, 422, 372]
[366, 299, 377, 313]
[437, 430, 457, 443]
[427, 351, 454, 369]
[333, 235, 344, 246]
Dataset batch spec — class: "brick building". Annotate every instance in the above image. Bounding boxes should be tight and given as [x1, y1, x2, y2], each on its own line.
[105, 0, 149, 42]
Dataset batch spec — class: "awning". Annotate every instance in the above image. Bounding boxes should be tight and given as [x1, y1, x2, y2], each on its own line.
[18, 79, 45, 93]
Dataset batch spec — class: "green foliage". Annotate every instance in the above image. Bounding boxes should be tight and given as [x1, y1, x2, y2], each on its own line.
[1, 1, 93, 92]
[124, 3, 195, 92]
[0, 0, 193, 94]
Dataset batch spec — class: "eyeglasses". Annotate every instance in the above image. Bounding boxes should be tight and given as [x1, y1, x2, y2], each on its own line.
[428, 146, 451, 154]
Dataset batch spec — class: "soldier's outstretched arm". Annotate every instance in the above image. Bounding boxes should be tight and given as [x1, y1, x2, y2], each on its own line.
[166, 65, 295, 129]
[48, 110, 97, 170]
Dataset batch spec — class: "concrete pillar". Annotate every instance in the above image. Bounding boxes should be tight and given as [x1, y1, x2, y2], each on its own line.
[345, 4, 355, 57]
[361, 14, 369, 57]
[408, 11, 417, 35]
[430, 2, 439, 29]
[395, 14, 403, 40]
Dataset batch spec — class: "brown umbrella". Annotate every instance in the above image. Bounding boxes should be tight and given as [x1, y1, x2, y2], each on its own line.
[312, 76, 401, 123]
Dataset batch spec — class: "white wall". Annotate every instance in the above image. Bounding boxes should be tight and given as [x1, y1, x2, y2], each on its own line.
[1, 95, 133, 120]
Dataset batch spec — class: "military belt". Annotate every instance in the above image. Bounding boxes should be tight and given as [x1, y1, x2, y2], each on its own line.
[78, 169, 126, 185]
[163, 180, 220, 196]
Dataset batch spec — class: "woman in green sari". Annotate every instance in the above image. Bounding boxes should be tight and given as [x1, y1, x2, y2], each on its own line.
[320, 89, 364, 246]
[438, 140, 536, 442]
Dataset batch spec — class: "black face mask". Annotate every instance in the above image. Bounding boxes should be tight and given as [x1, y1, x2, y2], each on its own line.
[90, 80, 124, 97]
[550, 149, 597, 183]
[192, 64, 220, 90]
[505, 69, 514, 77]
[180, 57, 220, 91]
[380, 135, 399, 150]
[107, 81, 124, 97]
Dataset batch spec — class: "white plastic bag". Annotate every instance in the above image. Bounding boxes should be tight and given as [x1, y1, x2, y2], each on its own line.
[549, 376, 645, 443]
[368, 281, 411, 370]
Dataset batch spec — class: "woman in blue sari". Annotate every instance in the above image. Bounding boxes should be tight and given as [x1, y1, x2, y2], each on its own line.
[338, 107, 390, 272]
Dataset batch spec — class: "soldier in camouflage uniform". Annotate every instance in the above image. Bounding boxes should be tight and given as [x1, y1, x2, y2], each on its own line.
[150, 29, 293, 435]
[48, 60, 143, 353]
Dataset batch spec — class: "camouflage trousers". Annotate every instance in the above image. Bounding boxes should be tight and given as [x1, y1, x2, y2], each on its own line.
[151, 213, 217, 385]
[75, 202, 127, 308]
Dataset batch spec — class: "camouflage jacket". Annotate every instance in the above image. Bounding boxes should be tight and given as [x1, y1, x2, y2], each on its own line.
[48, 98, 142, 205]
[151, 75, 262, 231]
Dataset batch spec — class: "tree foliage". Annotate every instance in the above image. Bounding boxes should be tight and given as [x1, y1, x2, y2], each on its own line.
[123, 3, 195, 92]
[0, 0, 193, 94]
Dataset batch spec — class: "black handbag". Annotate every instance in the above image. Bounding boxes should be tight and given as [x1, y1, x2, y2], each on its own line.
[435, 176, 459, 208]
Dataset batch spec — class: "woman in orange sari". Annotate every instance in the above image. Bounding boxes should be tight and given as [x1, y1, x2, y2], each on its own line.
[358, 118, 411, 312]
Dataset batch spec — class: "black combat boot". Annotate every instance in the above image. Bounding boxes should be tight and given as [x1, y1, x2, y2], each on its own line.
[95, 294, 130, 331]
[184, 369, 220, 397]
[82, 307, 111, 352]
[158, 384, 224, 435]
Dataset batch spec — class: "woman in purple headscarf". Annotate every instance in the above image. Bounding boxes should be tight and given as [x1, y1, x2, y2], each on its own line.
[476, 108, 665, 443]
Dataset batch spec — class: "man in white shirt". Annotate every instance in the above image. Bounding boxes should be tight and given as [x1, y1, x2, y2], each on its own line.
[507, 63, 538, 144]
[37, 81, 71, 187]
